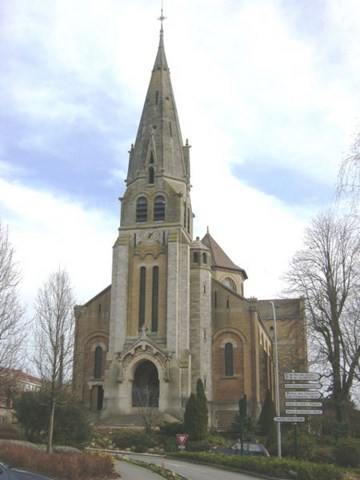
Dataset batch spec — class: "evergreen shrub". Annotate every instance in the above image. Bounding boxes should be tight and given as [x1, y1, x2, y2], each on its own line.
[111, 429, 157, 450]
[185, 439, 213, 452]
[158, 421, 184, 437]
[334, 440, 360, 468]
[170, 451, 344, 480]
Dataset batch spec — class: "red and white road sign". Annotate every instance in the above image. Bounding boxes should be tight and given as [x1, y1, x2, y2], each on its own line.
[176, 434, 189, 446]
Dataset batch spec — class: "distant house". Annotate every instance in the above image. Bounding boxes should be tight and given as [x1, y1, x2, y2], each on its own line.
[0, 368, 42, 423]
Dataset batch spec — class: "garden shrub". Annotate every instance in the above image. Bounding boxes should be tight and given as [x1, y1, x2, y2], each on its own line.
[161, 436, 179, 452]
[186, 440, 213, 452]
[13, 391, 92, 447]
[158, 420, 184, 437]
[334, 440, 360, 468]
[309, 445, 335, 465]
[170, 451, 344, 480]
[0, 423, 24, 440]
[0, 442, 115, 480]
[111, 429, 157, 450]
[196, 379, 209, 440]
[280, 433, 316, 460]
[257, 389, 276, 438]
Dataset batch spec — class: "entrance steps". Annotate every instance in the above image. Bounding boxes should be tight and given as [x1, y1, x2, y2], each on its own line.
[94, 413, 145, 428]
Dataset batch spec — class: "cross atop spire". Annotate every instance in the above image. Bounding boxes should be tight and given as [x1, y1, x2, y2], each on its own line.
[158, 4, 166, 33]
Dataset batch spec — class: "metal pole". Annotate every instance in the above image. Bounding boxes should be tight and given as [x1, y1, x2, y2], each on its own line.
[270, 301, 282, 458]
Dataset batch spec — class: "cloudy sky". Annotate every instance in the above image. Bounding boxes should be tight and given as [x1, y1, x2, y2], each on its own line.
[1, 0, 360, 320]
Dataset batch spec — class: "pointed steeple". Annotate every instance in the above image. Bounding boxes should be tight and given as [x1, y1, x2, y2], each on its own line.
[126, 22, 189, 187]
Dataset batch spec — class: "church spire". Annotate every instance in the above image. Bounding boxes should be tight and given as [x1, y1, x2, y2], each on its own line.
[126, 17, 189, 187]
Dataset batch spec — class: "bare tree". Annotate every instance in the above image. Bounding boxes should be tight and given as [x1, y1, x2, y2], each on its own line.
[33, 268, 76, 452]
[336, 130, 360, 214]
[0, 220, 25, 371]
[283, 211, 360, 423]
[132, 383, 160, 433]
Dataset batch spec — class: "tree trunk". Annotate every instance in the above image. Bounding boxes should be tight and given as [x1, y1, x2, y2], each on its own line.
[47, 398, 56, 453]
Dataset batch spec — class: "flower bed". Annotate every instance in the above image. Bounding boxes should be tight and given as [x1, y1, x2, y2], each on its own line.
[0, 442, 119, 480]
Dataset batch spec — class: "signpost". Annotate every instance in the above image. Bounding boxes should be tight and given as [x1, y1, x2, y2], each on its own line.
[284, 372, 320, 381]
[285, 390, 322, 399]
[273, 372, 323, 459]
[286, 409, 323, 415]
[285, 383, 322, 389]
[285, 401, 322, 408]
[274, 416, 305, 423]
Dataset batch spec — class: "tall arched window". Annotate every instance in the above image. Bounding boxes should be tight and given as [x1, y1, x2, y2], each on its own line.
[149, 167, 155, 184]
[139, 267, 146, 329]
[225, 342, 234, 377]
[151, 266, 159, 332]
[94, 346, 103, 379]
[154, 195, 165, 221]
[136, 197, 148, 222]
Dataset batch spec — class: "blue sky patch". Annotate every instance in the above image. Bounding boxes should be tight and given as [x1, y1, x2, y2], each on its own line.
[233, 162, 334, 207]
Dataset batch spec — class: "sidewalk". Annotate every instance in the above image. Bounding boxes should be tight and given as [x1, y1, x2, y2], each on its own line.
[115, 460, 165, 480]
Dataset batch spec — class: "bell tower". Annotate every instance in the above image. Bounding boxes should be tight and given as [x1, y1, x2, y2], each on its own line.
[102, 19, 194, 418]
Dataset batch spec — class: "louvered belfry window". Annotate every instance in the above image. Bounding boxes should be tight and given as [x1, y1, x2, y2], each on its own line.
[136, 196, 148, 222]
[154, 195, 165, 221]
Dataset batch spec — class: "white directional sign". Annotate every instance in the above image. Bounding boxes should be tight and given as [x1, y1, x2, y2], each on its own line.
[285, 401, 322, 408]
[285, 383, 321, 389]
[286, 409, 323, 415]
[284, 372, 321, 381]
[285, 391, 322, 399]
[274, 416, 305, 423]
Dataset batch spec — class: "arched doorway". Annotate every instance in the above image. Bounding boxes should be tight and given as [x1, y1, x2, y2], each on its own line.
[90, 385, 104, 411]
[132, 360, 159, 407]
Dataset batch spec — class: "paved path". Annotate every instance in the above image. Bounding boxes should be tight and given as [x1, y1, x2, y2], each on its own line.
[115, 460, 165, 480]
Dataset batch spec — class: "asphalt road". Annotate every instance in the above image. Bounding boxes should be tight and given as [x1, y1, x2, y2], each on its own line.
[118, 453, 275, 480]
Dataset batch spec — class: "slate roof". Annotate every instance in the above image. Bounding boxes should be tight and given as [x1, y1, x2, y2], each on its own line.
[201, 230, 248, 279]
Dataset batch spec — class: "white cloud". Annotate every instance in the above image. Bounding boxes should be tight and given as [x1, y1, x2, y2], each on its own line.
[0, 178, 115, 313]
[191, 158, 309, 298]
[1, 0, 360, 315]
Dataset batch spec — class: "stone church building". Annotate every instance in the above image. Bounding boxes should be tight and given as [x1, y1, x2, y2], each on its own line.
[73, 23, 307, 429]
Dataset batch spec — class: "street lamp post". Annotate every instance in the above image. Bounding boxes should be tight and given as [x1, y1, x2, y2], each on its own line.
[270, 300, 282, 458]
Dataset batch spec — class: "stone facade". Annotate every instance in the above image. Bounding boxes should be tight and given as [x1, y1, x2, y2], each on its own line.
[72, 25, 307, 429]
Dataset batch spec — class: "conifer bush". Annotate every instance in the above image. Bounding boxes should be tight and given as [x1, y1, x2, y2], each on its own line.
[183, 379, 209, 441]
[183, 392, 200, 440]
[196, 379, 209, 440]
[257, 389, 276, 438]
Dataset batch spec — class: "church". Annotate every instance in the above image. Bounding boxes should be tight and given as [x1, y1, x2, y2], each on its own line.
[73, 20, 307, 430]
